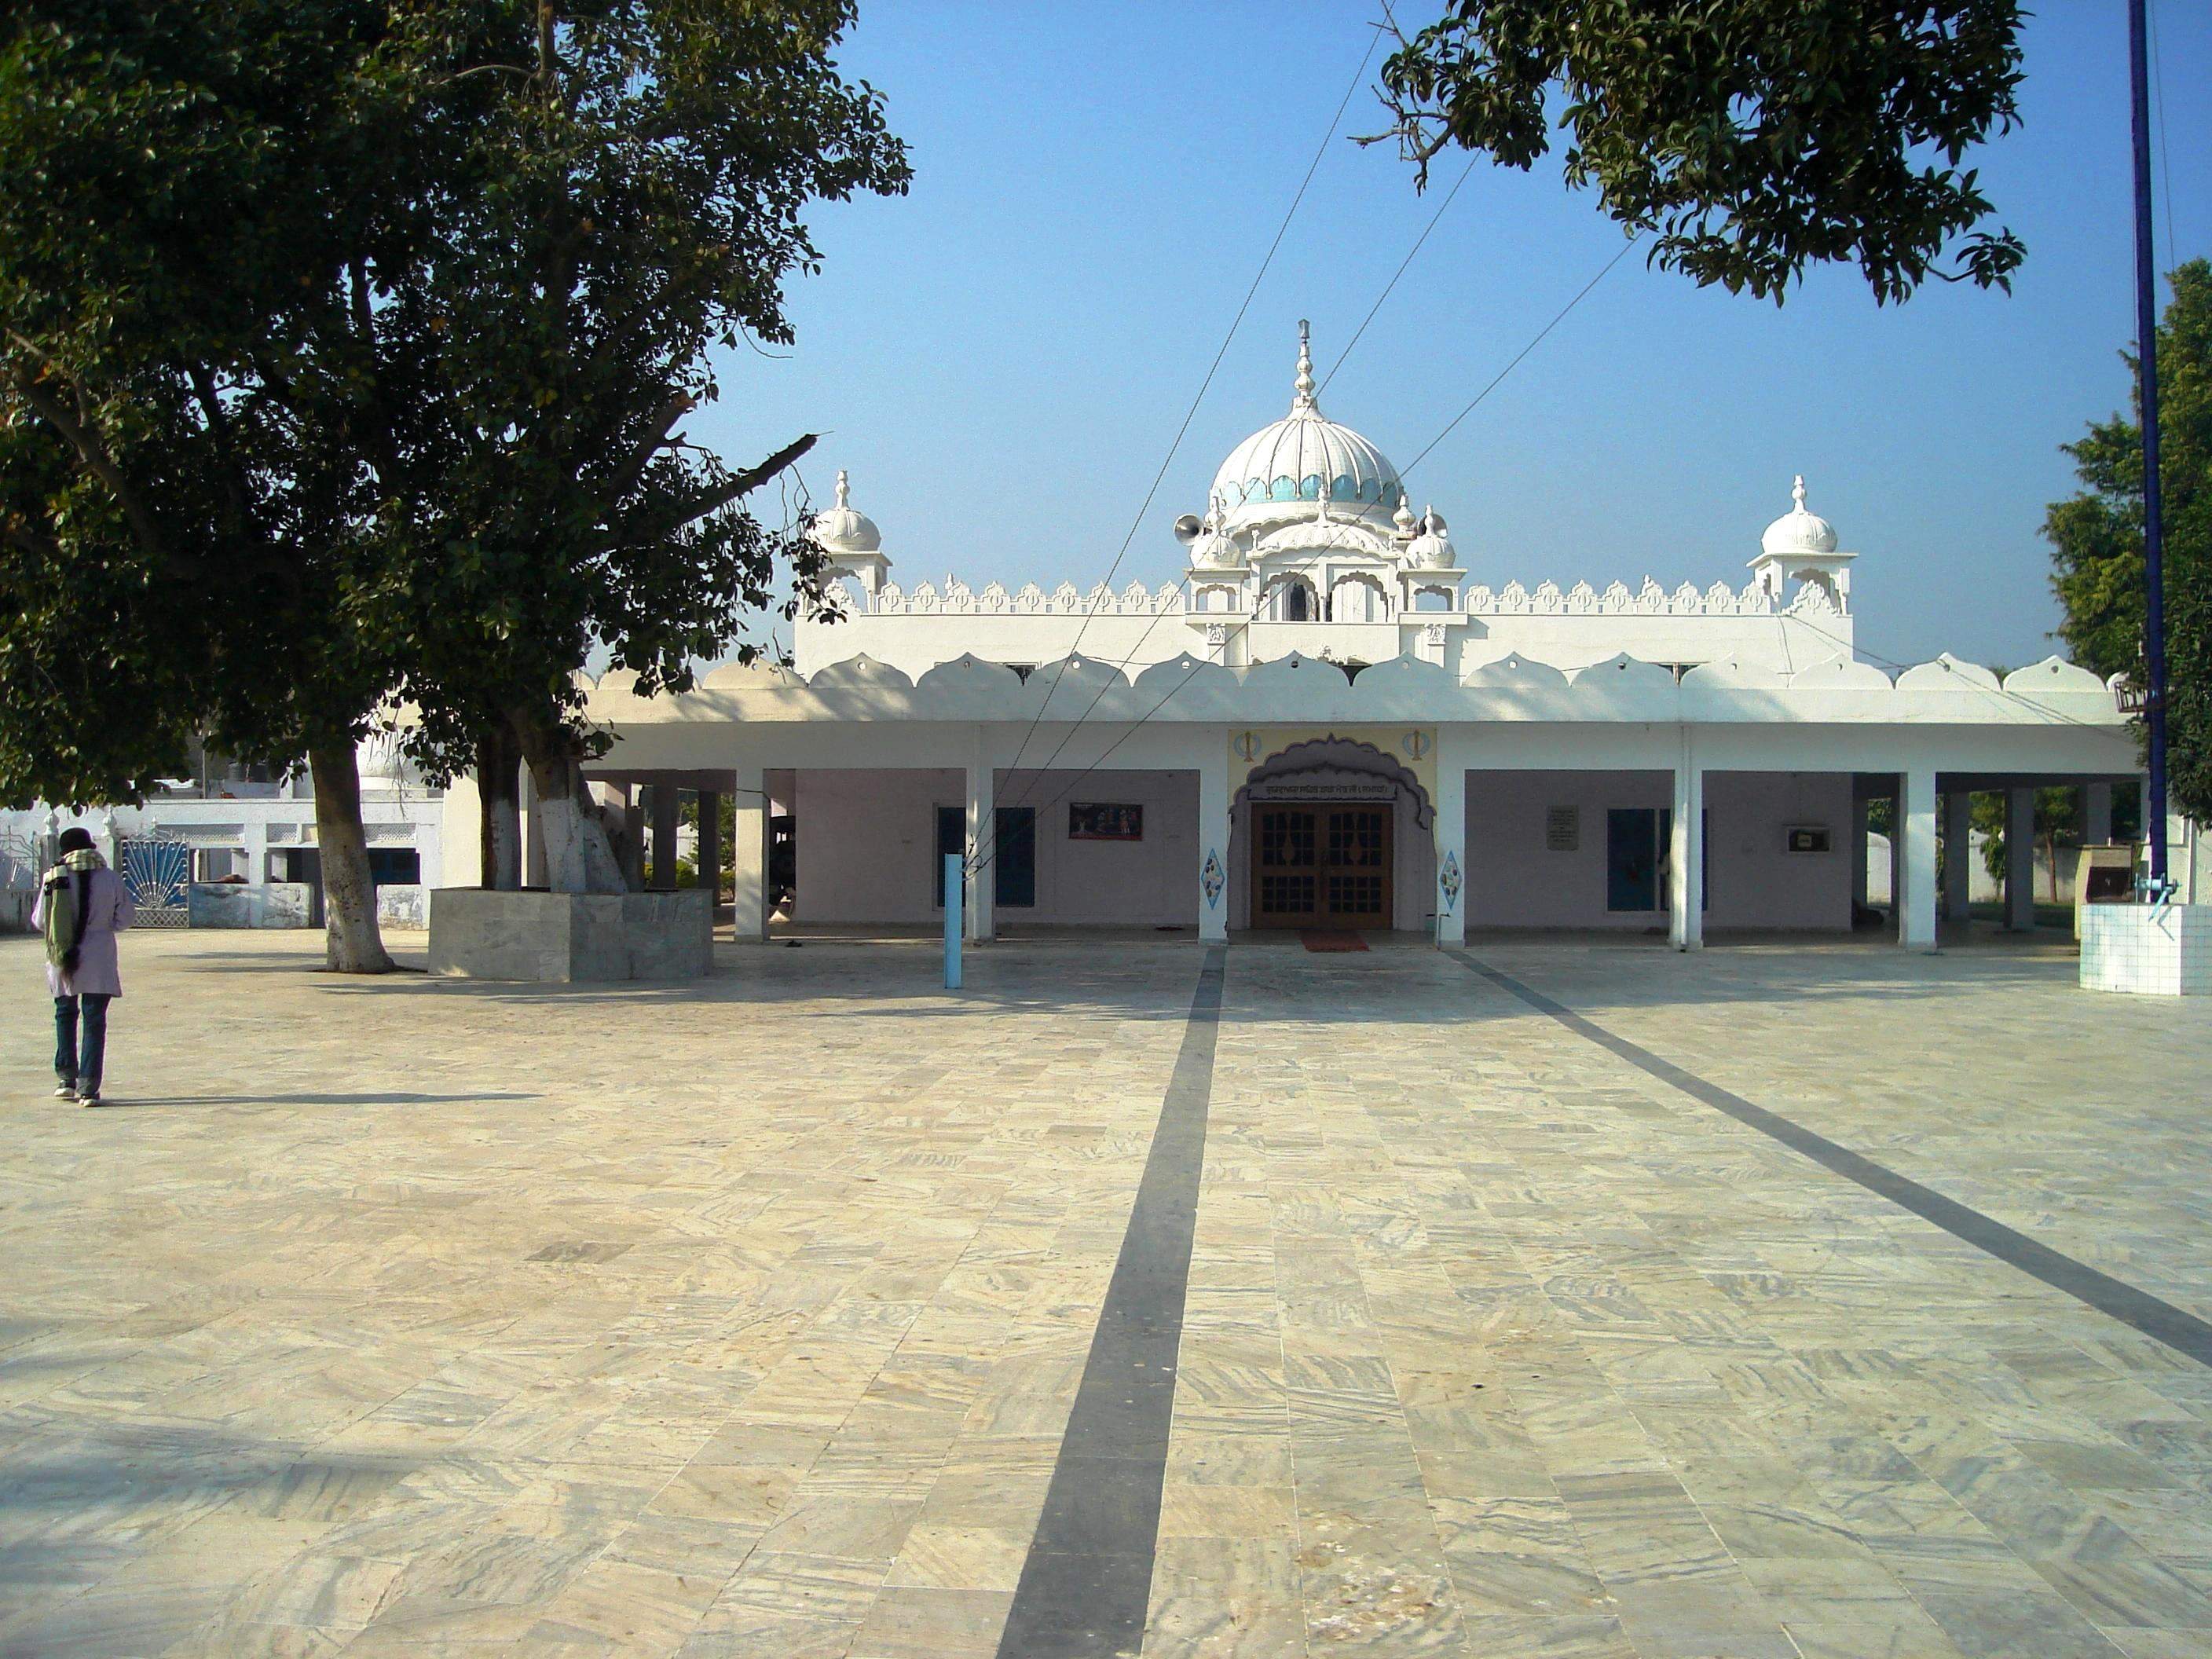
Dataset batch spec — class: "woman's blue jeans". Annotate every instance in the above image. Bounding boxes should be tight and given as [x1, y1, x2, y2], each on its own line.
[53, 994, 110, 1096]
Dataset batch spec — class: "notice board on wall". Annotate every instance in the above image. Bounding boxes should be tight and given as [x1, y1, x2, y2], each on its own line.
[1068, 802, 1144, 841]
[1545, 805, 1580, 852]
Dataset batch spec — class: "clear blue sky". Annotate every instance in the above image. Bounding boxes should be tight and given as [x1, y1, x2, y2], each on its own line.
[692, 2, 2210, 672]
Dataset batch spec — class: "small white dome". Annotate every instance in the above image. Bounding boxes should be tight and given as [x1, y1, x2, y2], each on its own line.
[1404, 505, 1456, 569]
[1208, 322, 1404, 522]
[813, 470, 881, 555]
[1761, 475, 1837, 557]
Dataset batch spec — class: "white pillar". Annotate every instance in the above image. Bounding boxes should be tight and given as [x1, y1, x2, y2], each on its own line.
[1198, 735, 1230, 943]
[696, 789, 722, 906]
[1941, 792, 1972, 921]
[2082, 782, 2112, 846]
[1850, 794, 1870, 914]
[1668, 738, 1703, 950]
[623, 797, 645, 891]
[243, 818, 270, 886]
[965, 730, 994, 944]
[731, 765, 767, 941]
[650, 780, 681, 890]
[2005, 786, 2036, 931]
[1433, 729, 1470, 947]
[1887, 788, 1902, 911]
[522, 768, 547, 888]
[1899, 769, 1939, 950]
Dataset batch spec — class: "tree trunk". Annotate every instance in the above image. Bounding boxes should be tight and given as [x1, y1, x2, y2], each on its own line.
[310, 738, 396, 972]
[515, 719, 625, 894]
[477, 723, 523, 890]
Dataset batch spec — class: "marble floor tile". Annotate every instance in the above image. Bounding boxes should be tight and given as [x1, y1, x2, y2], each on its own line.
[0, 931, 2208, 1657]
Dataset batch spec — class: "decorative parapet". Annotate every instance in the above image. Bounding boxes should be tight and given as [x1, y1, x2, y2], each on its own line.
[850, 573, 1825, 620]
[586, 644, 2130, 738]
[866, 577, 1186, 617]
[1461, 577, 1779, 617]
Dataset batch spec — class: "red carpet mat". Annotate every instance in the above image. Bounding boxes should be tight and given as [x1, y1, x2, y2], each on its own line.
[1300, 929, 1369, 952]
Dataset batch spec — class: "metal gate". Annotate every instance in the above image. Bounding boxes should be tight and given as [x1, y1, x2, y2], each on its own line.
[120, 831, 192, 927]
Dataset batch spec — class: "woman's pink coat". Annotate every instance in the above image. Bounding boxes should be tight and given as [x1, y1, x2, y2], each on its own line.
[30, 866, 134, 998]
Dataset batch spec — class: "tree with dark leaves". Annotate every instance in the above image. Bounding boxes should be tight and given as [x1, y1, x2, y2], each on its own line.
[1370, 2, 2027, 304]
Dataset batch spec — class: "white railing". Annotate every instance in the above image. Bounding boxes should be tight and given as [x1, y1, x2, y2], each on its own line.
[868, 578, 1186, 617]
[859, 573, 1825, 620]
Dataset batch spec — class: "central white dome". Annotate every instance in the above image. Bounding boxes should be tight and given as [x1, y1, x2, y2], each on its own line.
[1209, 323, 1404, 518]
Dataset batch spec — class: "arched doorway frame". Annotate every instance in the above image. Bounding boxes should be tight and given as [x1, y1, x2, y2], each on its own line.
[1229, 736, 1437, 931]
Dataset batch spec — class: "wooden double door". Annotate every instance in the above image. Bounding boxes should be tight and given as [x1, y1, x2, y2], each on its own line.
[1251, 803, 1393, 929]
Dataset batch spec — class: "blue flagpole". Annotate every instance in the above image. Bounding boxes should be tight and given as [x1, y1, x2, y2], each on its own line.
[2130, 0, 2170, 890]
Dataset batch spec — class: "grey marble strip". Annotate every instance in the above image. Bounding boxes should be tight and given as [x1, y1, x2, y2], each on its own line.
[994, 947, 1227, 1659]
[1454, 951, 2212, 1372]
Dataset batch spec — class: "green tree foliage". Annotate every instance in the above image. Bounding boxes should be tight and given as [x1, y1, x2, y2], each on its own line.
[375, 0, 908, 892]
[1371, 2, 2027, 303]
[2046, 259, 2212, 826]
[0, 0, 481, 966]
[2, 1, 906, 931]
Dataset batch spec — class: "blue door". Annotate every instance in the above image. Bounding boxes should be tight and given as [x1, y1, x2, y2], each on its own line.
[994, 807, 1035, 908]
[1607, 809, 1657, 911]
[1608, 808, 1708, 912]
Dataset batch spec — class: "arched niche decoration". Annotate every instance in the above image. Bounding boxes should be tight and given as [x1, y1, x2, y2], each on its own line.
[1260, 572, 1320, 622]
[1233, 735, 1434, 830]
[1329, 570, 1390, 622]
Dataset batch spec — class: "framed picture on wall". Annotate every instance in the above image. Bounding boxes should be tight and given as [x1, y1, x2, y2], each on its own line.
[1068, 802, 1143, 841]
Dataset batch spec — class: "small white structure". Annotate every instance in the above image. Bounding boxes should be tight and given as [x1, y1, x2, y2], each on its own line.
[2082, 903, 2211, 995]
[450, 323, 2145, 952]
[2, 734, 444, 929]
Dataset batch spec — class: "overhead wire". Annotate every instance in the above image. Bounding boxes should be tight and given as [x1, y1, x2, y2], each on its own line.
[1399, 235, 1639, 481]
[976, 27, 1382, 824]
[962, 27, 1382, 878]
[2149, 0, 2179, 255]
[1317, 153, 1479, 397]
[968, 200, 1644, 880]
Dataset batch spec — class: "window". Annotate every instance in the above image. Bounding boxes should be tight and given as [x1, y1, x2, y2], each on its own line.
[1283, 582, 1310, 622]
[192, 848, 244, 883]
[367, 848, 421, 886]
[994, 808, 1035, 907]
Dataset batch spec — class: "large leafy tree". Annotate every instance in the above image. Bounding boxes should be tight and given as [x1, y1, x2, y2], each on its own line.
[2048, 259, 2211, 826]
[0, 0, 485, 969]
[1371, 1, 2027, 303]
[2, 0, 905, 953]
[376, 0, 907, 892]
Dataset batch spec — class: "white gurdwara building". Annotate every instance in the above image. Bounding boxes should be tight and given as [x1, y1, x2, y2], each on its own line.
[515, 323, 2138, 947]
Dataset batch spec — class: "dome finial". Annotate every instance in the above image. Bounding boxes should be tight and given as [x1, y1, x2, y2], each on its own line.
[1292, 319, 1318, 415]
[1792, 474, 1807, 512]
[836, 468, 852, 510]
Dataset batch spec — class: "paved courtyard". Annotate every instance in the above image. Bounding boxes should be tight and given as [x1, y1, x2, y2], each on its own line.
[2, 928, 2210, 1658]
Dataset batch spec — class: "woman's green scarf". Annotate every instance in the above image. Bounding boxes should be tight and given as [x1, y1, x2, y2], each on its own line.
[42, 847, 102, 972]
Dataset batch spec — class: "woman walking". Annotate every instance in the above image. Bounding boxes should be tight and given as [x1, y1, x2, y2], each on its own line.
[32, 826, 134, 1105]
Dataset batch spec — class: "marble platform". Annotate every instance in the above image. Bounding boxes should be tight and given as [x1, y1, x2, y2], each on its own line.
[0, 928, 2208, 1657]
[427, 888, 712, 980]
